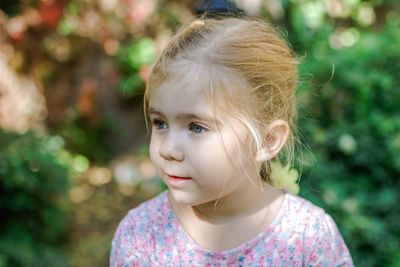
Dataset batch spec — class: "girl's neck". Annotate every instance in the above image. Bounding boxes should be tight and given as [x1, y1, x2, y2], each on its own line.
[170, 183, 283, 224]
[168, 184, 286, 252]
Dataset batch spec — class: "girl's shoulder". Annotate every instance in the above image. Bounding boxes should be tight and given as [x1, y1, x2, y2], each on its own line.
[284, 193, 327, 218]
[279, 193, 353, 265]
[282, 192, 338, 231]
[110, 190, 172, 264]
[112, 190, 171, 243]
[120, 190, 170, 231]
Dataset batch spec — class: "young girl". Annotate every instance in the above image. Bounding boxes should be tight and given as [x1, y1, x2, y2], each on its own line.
[110, 18, 353, 266]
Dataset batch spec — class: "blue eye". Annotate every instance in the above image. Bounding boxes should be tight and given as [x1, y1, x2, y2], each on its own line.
[152, 119, 168, 130]
[189, 123, 208, 134]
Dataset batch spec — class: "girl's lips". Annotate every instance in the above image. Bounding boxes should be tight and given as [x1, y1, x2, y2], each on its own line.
[168, 175, 191, 180]
[167, 175, 192, 186]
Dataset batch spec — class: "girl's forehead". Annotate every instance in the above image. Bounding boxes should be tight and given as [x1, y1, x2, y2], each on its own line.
[148, 77, 251, 135]
[149, 78, 240, 123]
[150, 75, 216, 110]
[165, 59, 214, 91]
[151, 59, 248, 103]
[147, 58, 255, 124]
[149, 62, 212, 102]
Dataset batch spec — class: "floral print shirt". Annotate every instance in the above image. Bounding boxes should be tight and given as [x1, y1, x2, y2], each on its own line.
[110, 190, 353, 267]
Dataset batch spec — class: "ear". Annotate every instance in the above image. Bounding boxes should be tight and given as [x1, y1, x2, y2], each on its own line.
[255, 119, 290, 162]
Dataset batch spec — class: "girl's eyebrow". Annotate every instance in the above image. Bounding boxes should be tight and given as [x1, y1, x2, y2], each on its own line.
[147, 107, 221, 125]
[147, 107, 163, 116]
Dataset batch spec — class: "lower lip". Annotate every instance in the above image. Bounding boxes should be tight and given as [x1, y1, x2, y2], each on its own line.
[167, 175, 192, 186]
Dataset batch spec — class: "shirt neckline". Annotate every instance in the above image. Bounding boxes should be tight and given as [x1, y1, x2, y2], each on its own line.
[163, 190, 289, 257]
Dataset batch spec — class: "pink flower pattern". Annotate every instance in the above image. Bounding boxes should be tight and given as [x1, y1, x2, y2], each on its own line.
[110, 191, 353, 266]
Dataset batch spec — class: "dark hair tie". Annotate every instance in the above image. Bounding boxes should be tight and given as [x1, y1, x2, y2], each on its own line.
[194, 0, 242, 15]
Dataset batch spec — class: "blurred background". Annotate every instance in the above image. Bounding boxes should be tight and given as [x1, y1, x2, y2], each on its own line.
[0, 0, 399, 266]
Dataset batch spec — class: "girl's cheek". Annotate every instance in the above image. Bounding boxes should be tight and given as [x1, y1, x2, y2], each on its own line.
[149, 136, 160, 163]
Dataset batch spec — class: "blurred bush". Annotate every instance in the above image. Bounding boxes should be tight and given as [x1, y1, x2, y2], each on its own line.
[117, 37, 156, 97]
[0, 131, 70, 267]
[286, 3, 400, 266]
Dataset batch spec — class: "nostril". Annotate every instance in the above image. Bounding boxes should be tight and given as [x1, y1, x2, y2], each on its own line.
[159, 136, 184, 162]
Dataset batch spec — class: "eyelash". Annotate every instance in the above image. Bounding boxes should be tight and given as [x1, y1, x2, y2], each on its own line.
[189, 123, 208, 134]
[151, 119, 209, 134]
[151, 119, 168, 130]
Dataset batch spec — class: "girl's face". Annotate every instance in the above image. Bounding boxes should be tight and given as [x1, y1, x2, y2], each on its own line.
[148, 75, 261, 207]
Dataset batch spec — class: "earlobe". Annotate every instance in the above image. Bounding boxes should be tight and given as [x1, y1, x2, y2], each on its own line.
[255, 119, 290, 162]
[255, 148, 274, 162]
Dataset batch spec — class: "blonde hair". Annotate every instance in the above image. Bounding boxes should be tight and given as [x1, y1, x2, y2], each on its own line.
[144, 17, 299, 183]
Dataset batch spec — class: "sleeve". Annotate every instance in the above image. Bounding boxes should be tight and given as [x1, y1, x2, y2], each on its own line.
[303, 212, 354, 267]
[109, 211, 152, 267]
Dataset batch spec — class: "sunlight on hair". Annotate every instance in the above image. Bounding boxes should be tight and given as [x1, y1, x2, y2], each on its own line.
[270, 160, 300, 195]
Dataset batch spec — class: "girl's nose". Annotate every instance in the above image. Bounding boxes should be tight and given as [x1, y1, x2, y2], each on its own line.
[159, 133, 184, 162]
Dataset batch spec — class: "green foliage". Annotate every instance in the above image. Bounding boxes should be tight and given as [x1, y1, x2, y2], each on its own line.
[119, 38, 156, 71]
[60, 114, 113, 164]
[0, 131, 71, 267]
[117, 38, 156, 97]
[290, 9, 400, 267]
